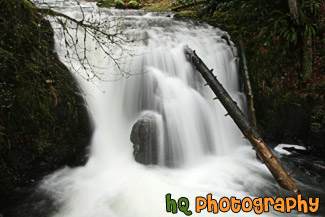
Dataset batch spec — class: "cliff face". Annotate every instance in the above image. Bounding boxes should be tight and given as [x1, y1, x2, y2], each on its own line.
[0, 0, 93, 213]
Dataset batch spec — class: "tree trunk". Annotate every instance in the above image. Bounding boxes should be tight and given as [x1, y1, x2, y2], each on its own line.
[302, 35, 313, 82]
[239, 40, 257, 129]
[287, 0, 302, 25]
[287, 0, 313, 82]
[184, 46, 300, 194]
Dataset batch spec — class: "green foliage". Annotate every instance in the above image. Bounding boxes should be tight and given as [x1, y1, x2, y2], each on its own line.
[304, 23, 318, 39]
[172, 0, 321, 49]
[259, 0, 320, 46]
[215, 0, 239, 11]
[301, 0, 321, 17]
[261, 13, 299, 46]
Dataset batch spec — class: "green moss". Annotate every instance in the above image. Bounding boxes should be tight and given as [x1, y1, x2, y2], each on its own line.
[114, 0, 126, 9]
[127, 0, 139, 9]
[174, 10, 194, 18]
[22, 0, 35, 9]
[97, 0, 115, 8]
[177, 11, 193, 15]
[142, 1, 170, 11]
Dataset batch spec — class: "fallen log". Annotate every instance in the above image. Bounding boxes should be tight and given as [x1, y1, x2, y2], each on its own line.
[184, 45, 300, 194]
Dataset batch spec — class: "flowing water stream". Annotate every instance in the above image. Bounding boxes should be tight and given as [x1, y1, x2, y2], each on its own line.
[26, 1, 325, 216]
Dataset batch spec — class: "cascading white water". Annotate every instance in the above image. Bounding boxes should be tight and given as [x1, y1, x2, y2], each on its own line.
[33, 1, 309, 216]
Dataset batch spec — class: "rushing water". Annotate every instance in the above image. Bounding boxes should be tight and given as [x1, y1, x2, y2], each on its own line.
[23, 1, 324, 217]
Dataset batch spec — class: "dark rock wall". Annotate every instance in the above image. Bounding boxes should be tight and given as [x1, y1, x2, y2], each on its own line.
[0, 0, 93, 214]
[255, 94, 325, 158]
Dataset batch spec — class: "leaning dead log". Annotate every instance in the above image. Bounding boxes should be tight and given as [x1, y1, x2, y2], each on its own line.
[184, 45, 300, 194]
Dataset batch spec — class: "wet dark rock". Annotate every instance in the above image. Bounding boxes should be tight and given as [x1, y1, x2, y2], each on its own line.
[309, 119, 325, 158]
[255, 94, 325, 159]
[114, 0, 126, 9]
[256, 100, 311, 144]
[130, 112, 159, 165]
[221, 34, 231, 45]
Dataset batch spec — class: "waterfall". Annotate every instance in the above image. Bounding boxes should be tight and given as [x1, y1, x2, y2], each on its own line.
[31, 1, 309, 217]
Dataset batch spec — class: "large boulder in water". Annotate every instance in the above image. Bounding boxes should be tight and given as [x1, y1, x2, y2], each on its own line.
[130, 112, 161, 165]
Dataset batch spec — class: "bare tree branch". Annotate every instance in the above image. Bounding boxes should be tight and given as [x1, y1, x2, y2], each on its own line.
[27, 0, 136, 84]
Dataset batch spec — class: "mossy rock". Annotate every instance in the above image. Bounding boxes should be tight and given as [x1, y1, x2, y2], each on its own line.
[114, 0, 126, 9]
[97, 0, 115, 8]
[142, 2, 169, 11]
[127, 0, 139, 9]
